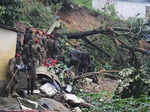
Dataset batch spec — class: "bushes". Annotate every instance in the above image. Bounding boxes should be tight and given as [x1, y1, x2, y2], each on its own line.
[0, 0, 23, 26]
[22, 0, 53, 29]
[78, 91, 150, 112]
[0, 0, 54, 29]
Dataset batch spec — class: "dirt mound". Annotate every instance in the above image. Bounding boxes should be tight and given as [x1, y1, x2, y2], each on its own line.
[78, 77, 118, 94]
[58, 5, 113, 32]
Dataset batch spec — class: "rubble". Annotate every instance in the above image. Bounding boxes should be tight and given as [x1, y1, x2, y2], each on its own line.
[0, 98, 20, 110]
[64, 93, 85, 104]
[65, 85, 72, 93]
[40, 83, 57, 97]
[63, 93, 93, 108]
[0, 20, 99, 111]
[72, 107, 82, 112]
[38, 98, 70, 112]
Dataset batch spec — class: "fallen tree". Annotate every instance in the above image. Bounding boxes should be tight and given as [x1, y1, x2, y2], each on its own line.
[71, 70, 120, 81]
[55, 27, 149, 56]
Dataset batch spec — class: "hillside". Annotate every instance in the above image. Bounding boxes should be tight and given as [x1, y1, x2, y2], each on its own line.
[58, 5, 126, 32]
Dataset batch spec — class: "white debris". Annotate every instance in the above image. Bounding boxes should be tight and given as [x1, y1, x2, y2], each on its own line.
[64, 93, 85, 104]
[85, 78, 93, 83]
[72, 107, 82, 112]
[21, 105, 32, 110]
[65, 85, 72, 93]
[40, 83, 57, 97]
[33, 90, 40, 94]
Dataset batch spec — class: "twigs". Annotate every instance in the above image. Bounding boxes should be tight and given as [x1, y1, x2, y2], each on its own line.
[72, 70, 120, 81]
[82, 37, 111, 57]
[55, 26, 150, 58]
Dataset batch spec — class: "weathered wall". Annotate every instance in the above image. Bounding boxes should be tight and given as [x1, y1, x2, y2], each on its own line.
[92, 0, 150, 19]
[92, 0, 114, 10]
[0, 28, 17, 81]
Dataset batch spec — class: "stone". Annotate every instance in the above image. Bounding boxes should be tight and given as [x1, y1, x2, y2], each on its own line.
[40, 83, 57, 97]
[72, 107, 82, 112]
[38, 98, 70, 112]
[0, 97, 20, 110]
[65, 85, 72, 93]
[64, 94, 85, 104]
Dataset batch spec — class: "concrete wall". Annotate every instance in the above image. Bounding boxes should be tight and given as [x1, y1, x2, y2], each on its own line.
[0, 28, 17, 81]
[92, 0, 150, 19]
[92, 0, 114, 10]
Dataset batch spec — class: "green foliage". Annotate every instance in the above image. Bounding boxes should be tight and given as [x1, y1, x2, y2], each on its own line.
[41, 0, 71, 6]
[104, 4, 117, 17]
[40, 0, 72, 14]
[72, 0, 92, 9]
[22, 0, 53, 29]
[115, 64, 150, 98]
[0, 0, 23, 26]
[127, 17, 144, 34]
[79, 91, 150, 112]
[93, 4, 121, 22]
[0, 0, 54, 28]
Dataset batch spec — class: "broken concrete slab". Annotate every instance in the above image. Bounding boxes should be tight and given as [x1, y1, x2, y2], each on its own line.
[72, 107, 82, 112]
[38, 98, 71, 112]
[63, 94, 93, 108]
[0, 97, 20, 110]
[64, 94, 85, 104]
[40, 83, 57, 97]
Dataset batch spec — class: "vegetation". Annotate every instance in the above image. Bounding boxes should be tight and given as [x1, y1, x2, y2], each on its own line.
[83, 93, 150, 112]
[0, 0, 54, 28]
[22, 0, 53, 29]
[1, 0, 150, 111]
[0, 0, 23, 26]
[72, 0, 92, 9]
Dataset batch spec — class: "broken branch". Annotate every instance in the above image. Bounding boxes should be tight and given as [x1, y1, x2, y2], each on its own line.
[72, 70, 120, 81]
[82, 37, 111, 57]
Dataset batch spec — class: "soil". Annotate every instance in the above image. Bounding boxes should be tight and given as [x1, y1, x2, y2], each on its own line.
[58, 5, 113, 32]
[58, 5, 119, 94]
[78, 76, 118, 94]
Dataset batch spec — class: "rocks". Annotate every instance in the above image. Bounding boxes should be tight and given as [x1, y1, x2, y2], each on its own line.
[65, 85, 72, 93]
[0, 97, 20, 110]
[72, 107, 82, 112]
[40, 83, 57, 97]
[38, 98, 71, 112]
[63, 93, 93, 108]
[0, 97, 71, 112]
[2, 23, 94, 112]
[64, 93, 85, 105]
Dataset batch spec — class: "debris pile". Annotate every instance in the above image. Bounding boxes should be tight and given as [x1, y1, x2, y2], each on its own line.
[0, 22, 95, 111]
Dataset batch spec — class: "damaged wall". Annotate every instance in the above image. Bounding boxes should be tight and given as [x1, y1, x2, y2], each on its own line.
[0, 28, 17, 81]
